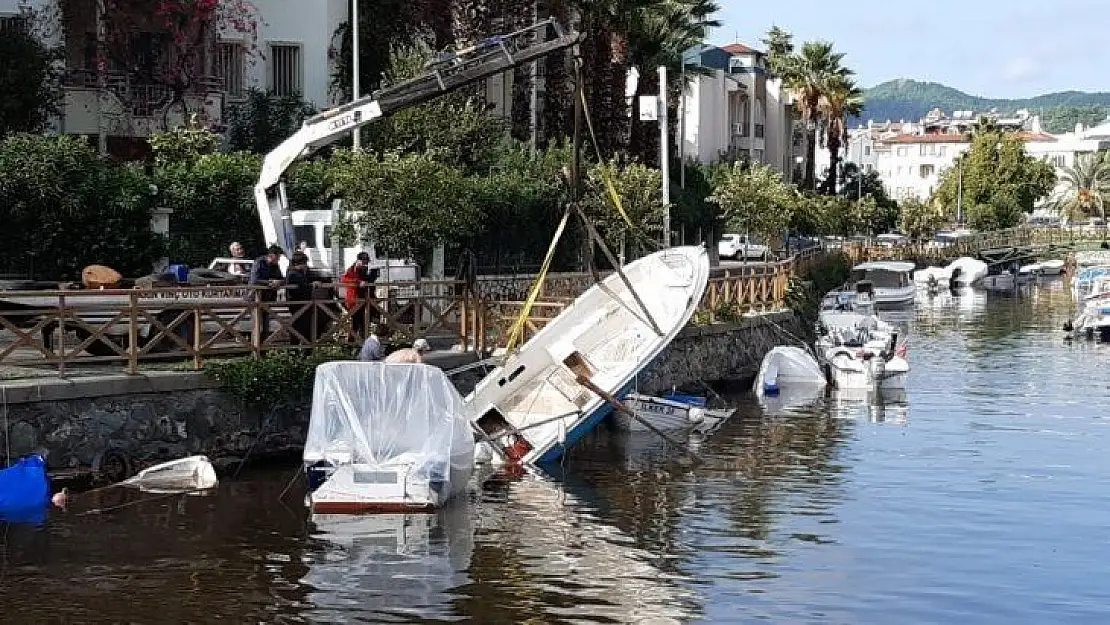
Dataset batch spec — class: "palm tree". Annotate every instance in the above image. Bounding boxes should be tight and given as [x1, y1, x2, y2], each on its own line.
[1055, 152, 1110, 224]
[819, 73, 864, 194]
[779, 41, 850, 191]
[626, 0, 721, 163]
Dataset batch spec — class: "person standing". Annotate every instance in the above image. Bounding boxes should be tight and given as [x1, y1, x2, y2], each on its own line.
[341, 252, 380, 339]
[248, 245, 285, 342]
[227, 241, 249, 276]
[284, 251, 318, 346]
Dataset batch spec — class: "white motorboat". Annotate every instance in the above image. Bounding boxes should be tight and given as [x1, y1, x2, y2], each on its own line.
[615, 392, 735, 434]
[120, 456, 218, 494]
[304, 362, 475, 514]
[754, 346, 827, 396]
[1020, 259, 1065, 277]
[466, 246, 710, 466]
[1067, 291, 1110, 341]
[829, 261, 916, 307]
[816, 308, 908, 391]
[981, 271, 1018, 292]
[913, 257, 988, 289]
[1072, 266, 1110, 301]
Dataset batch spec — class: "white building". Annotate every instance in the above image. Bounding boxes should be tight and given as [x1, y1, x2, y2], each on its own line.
[836, 108, 1110, 203]
[679, 43, 799, 177]
[1, 0, 344, 155]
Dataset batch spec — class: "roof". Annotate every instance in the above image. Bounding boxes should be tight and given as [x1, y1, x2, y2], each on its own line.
[722, 43, 762, 56]
[883, 132, 1057, 144]
[854, 261, 916, 273]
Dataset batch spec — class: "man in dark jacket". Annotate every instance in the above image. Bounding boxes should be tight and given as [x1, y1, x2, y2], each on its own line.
[248, 245, 285, 341]
[284, 251, 319, 345]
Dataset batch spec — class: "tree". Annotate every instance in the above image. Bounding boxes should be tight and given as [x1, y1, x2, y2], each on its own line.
[780, 40, 851, 191]
[583, 160, 665, 258]
[838, 162, 899, 232]
[931, 130, 1056, 229]
[819, 73, 864, 194]
[708, 163, 796, 243]
[0, 11, 62, 137]
[899, 197, 946, 241]
[225, 89, 317, 154]
[761, 25, 793, 80]
[1054, 152, 1110, 224]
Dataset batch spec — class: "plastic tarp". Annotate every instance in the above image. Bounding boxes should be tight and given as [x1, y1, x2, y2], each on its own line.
[0, 455, 50, 525]
[305, 362, 474, 485]
[754, 346, 827, 397]
[946, 257, 988, 285]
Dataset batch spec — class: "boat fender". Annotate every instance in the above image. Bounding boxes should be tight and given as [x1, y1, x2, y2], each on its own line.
[91, 448, 134, 483]
[688, 407, 706, 424]
[762, 383, 780, 397]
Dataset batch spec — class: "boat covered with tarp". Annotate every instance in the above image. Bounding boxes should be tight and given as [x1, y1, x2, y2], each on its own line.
[0, 455, 52, 525]
[304, 362, 475, 514]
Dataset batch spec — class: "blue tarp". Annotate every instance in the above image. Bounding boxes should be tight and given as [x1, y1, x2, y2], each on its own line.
[0, 455, 51, 526]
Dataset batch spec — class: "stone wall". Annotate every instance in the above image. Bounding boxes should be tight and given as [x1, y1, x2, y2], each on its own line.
[0, 313, 806, 477]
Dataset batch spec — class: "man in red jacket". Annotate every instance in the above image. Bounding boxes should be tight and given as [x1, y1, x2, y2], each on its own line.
[341, 252, 379, 338]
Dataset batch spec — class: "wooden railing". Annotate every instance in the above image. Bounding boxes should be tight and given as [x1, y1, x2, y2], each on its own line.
[0, 248, 829, 376]
[846, 226, 1110, 265]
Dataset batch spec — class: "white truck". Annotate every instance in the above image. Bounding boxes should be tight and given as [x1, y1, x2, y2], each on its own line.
[252, 19, 581, 282]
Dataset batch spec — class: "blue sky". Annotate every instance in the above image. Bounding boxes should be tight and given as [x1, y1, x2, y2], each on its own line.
[711, 0, 1110, 98]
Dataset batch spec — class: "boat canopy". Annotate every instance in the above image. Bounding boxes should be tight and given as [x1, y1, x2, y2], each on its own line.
[305, 362, 474, 480]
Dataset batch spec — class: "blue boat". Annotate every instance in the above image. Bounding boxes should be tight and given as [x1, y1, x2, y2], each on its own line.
[0, 455, 52, 526]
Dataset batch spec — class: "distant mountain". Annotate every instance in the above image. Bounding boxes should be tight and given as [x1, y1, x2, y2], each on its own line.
[856, 79, 1110, 133]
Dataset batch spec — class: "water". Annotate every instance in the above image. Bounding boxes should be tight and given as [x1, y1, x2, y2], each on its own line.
[4, 278, 1110, 624]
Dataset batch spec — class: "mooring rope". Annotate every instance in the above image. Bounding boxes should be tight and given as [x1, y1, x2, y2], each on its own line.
[77, 487, 212, 516]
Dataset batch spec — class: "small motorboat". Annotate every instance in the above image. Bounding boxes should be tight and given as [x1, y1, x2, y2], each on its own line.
[615, 391, 735, 434]
[304, 362, 475, 514]
[1020, 259, 1065, 277]
[816, 305, 909, 391]
[913, 257, 988, 289]
[827, 261, 916, 307]
[466, 246, 710, 467]
[120, 455, 218, 494]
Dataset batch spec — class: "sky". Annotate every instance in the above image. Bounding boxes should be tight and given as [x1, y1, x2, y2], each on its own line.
[711, 0, 1110, 98]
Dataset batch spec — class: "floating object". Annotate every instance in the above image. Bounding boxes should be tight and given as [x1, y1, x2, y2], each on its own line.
[304, 362, 474, 514]
[120, 455, 218, 493]
[466, 246, 710, 466]
[754, 346, 826, 397]
[0, 455, 51, 525]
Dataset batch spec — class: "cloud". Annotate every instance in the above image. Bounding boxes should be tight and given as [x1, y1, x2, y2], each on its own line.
[1002, 55, 1041, 83]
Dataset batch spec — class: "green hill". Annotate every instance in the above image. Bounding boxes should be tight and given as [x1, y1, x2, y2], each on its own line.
[857, 79, 1110, 133]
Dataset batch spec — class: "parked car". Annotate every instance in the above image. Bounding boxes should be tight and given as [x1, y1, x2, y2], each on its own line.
[875, 233, 907, 248]
[717, 234, 769, 261]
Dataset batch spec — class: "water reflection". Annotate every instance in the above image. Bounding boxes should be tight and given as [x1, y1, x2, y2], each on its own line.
[827, 387, 910, 424]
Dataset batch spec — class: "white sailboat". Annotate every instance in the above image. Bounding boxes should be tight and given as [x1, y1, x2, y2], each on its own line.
[466, 246, 710, 466]
[304, 362, 475, 514]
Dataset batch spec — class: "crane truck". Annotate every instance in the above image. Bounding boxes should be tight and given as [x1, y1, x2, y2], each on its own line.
[252, 18, 583, 280]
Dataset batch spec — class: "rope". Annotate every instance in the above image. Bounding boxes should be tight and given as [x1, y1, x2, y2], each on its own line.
[505, 208, 572, 353]
[77, 486, 211, 516]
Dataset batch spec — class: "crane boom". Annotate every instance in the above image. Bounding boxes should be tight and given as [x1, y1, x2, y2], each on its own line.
[254, 18, 583, 259]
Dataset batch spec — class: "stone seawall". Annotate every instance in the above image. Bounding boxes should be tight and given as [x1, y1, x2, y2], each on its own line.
[0, 312, 806, 477]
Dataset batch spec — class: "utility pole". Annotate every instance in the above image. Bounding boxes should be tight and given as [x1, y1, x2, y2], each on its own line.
[351, 0, 361, 151]
[659, 66, 671, 247]
[679, 59, 686, 189]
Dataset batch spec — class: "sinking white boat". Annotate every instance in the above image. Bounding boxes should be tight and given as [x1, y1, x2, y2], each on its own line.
[466, 246, 710, 466]
[615, 392, 735, 434]
[304, 362, 475, 514]
[120, 455, 218, 493]
[754, 346, 826, 397]
[913, 257, 988, 289]
[981, 271, 1017, 291]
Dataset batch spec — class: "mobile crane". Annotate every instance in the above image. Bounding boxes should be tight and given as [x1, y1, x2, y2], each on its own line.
[253, 19, 583, 277]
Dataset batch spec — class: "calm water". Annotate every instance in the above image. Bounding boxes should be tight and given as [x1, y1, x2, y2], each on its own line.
[4, 278, 1110, 624]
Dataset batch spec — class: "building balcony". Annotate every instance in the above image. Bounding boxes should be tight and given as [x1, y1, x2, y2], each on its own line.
[61, 69, 226, 137]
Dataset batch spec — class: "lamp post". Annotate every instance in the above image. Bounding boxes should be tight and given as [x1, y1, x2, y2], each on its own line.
[351, 0, 361, 151]
[659, 66, 670, 247]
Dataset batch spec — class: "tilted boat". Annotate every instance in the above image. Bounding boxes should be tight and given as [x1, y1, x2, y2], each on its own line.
[304, 362, 475, 514]
[466, 246, 710, 466]
[616, 392, 735, 434]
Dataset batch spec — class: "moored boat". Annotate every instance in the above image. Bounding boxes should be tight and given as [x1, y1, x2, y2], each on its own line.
[615, 392, 735, 434]
[466, 246, 710, 466]
[828, 261, 916, 308]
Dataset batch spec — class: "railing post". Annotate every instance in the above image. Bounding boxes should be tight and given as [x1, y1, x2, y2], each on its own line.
[57, 292, 66, 378]
[192, 304, 202, 370]
[250, 293, 262, 359]
[127, 291, 139, 375]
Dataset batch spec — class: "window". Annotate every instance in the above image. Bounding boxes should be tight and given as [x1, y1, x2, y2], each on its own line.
[322, 226, 334, 249]
[939, 146, 947, 157]
[1050, 154, 1067, 168]
[864, 163, 874, 173]
[293, 225, 316, 249]
[920, 164, 935, 178]
[0, 14, 28, 36]
[215, 41, 246, 99]
[919, 144, 928, 156]
[268, 43, 303, 97]
[864, 146, 871, 156]
[896, 146, 908, 156]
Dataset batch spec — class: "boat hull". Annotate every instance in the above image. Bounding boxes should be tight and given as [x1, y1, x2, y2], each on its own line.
[615, 394, 703, 432]
[306, 459, 473, 515]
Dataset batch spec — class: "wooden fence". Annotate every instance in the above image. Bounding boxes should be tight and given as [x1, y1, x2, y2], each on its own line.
[0, 248, 827, 376]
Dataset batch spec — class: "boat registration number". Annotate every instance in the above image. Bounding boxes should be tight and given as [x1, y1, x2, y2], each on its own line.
[631, 401, 680, 417]
[353, 471, 398, 484]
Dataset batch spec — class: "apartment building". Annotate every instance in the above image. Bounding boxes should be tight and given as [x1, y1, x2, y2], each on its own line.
[2, 0, 343, 155]
[679, 43, 799, 176]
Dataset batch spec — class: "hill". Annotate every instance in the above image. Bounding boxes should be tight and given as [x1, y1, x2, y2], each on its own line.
[857, 79, 1110, 133]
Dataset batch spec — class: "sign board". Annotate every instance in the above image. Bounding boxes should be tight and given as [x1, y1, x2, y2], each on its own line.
[639, 95, 659, 121]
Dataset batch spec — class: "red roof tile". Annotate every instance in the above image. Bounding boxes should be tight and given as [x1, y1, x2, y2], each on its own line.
[722, 43, 761, 55]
